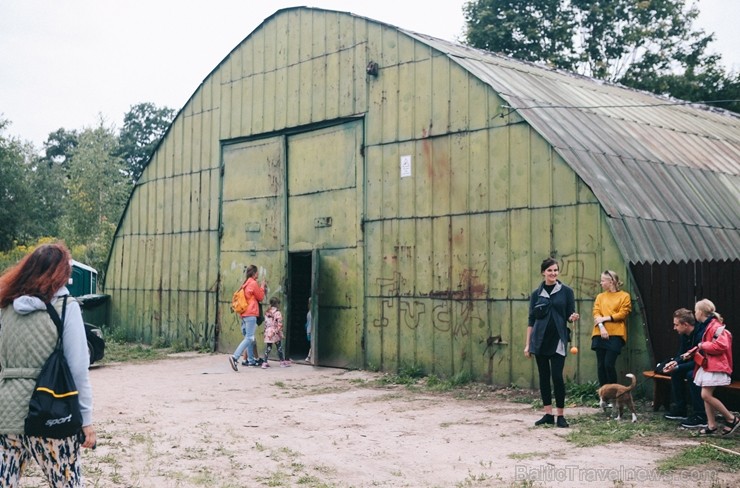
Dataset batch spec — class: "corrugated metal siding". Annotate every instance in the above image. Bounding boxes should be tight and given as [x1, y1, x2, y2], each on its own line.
[106, 8, 370, 349]
[406, 32, 740, 264]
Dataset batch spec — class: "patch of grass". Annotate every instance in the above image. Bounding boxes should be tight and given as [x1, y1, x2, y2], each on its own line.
[565, 412, 678, 447]
[508, 451, 549, 461]
[565, 379, 599, 407]
[657, 440, 740, 473]
[454, 470, 493, 487]
[99, 340, 172, 363]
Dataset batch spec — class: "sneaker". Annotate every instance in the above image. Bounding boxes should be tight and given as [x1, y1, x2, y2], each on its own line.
[228, 356, 238, 371]
[556, 416, 569, 428]
[247, 361, 259, 367]
[261, 362, 270, 369]
[241, 360, 249, 366]
[664, 411, 688, 421]
[534, 414, 554, 426]
[681, 414, 708, 429]
[305, 356, 311, 362]
[280, 361, 291, 367]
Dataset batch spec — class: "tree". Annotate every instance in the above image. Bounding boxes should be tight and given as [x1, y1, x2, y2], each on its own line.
[463, 0, 739, 113]
[464, 0, 578, 70]
[0, 120, 32, 251]
[118, 102, 175, 183]
[42, 128, 79, 167]
[62, 123, 130, 274]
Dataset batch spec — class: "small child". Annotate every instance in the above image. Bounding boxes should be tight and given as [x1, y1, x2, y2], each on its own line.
[261, 297, 290, 368]
[305, 297, 312, 362]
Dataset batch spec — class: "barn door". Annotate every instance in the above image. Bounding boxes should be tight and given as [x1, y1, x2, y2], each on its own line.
[286, 120, 364, 368]
[218, 136, 285, 352]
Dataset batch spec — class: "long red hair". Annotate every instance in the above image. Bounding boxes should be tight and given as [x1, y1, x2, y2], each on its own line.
[0, 243, 72, 308]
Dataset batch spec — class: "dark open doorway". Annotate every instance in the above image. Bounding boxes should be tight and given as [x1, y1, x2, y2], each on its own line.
[287, 252, 312, 360]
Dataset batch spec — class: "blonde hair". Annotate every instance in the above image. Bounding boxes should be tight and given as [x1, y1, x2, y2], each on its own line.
[696, 298, 724, 323]
[602, 270, 623, 291]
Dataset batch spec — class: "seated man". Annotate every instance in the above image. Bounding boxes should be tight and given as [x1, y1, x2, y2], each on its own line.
[661, 308, 707, 428]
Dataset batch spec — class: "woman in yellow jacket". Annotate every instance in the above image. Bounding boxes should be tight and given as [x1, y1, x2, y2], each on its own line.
[592, 270, 632, 386]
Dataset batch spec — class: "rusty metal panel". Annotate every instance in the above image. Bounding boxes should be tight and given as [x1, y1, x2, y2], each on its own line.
[431, 54, 450, 138]
[219, 136, 285, 351]
[286, 121, 364, 368]
[105, 8, 669, 388]
[489, 127, 509, 212]
[509, 124, 531, 210]
[425, 34, 739, 264]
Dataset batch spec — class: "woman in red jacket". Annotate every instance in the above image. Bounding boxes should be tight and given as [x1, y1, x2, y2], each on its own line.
[685, 299, 738, 435]
[228, 265, 266, 370]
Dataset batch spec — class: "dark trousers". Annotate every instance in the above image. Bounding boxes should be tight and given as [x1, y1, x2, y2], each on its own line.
[670, 363, 704, 416]
[535, 353, 566, 409]
[263, 341, 285, 362]
[595, 348, 620, 386]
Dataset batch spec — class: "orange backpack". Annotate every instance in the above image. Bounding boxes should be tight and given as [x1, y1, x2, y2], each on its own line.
[231, 284, 249, 315]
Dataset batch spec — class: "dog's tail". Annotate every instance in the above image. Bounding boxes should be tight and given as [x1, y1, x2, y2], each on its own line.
[624, 373, 636, 391]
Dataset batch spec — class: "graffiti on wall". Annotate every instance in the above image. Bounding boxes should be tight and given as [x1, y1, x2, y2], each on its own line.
[558, 255, 601, 297]
[373, 265, 488, 338]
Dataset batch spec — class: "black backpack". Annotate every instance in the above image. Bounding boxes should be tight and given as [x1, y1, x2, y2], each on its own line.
[24, 296, 83, 439]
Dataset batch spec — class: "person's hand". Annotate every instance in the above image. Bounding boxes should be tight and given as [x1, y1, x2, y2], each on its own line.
[663, 361, 677, 373]
[524, 345, 531, 358]
[681, 346, 698, 361]
[81, 425, 96, 449]
[594, 315, 607, 325]
[569, 312, 580, 322]
[599, 325, 609, 340]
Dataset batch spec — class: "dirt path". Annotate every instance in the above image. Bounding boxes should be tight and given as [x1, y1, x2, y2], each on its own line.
[23, 353, 733, 487]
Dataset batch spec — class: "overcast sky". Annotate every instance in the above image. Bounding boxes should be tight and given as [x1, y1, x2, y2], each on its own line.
[1, 0, 738, 149]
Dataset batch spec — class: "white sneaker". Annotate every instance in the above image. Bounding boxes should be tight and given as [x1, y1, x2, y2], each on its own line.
[261, 362, 270, 369]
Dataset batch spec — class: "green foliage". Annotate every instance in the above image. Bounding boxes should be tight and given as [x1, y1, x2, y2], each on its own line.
[463, 0, 739, 113]
[0, 103, 174, 280]
[463, 0, 577, 70]
[0, 237, 57, 274]
[60, 123, 130, 277]
[375, 366, 475, 391]
[0, 123, 43, 251]
[565, 379, 600, 407]
[118, 102, 175, 183]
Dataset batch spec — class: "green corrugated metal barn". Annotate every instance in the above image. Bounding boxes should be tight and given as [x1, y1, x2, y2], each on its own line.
[104, 7, 740, 388]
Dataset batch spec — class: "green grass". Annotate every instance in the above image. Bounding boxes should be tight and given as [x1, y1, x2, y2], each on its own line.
[657, 440, 740, 473]
[372, 364, 475, 391]
[98, 339, 173, 364]
[565, 411, 678, 447]
[565, 379, 600, 407]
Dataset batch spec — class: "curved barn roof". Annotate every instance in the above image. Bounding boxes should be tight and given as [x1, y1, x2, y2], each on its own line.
[402, 30, 740, 264]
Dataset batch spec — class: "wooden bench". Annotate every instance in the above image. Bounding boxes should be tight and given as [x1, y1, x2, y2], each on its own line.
[643, 370, 740, 411]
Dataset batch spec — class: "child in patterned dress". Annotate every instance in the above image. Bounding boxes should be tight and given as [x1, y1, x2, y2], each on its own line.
[261, 297, 290, 368]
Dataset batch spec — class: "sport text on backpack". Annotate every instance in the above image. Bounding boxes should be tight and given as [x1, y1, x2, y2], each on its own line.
[231, 284, 249, 315]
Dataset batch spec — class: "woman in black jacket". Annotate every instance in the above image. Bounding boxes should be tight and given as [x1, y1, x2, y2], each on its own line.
[525, 257, 580, 428]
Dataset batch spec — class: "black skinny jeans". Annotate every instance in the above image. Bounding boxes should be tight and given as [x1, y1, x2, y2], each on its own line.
[535, 353, 566, 409]
[595, 348, 620, 386]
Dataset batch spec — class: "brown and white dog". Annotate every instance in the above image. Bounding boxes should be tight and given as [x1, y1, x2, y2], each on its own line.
[598, 373, 637, 422]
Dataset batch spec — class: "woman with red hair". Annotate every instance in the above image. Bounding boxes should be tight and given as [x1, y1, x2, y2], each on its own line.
[0, 243, 96, 486]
